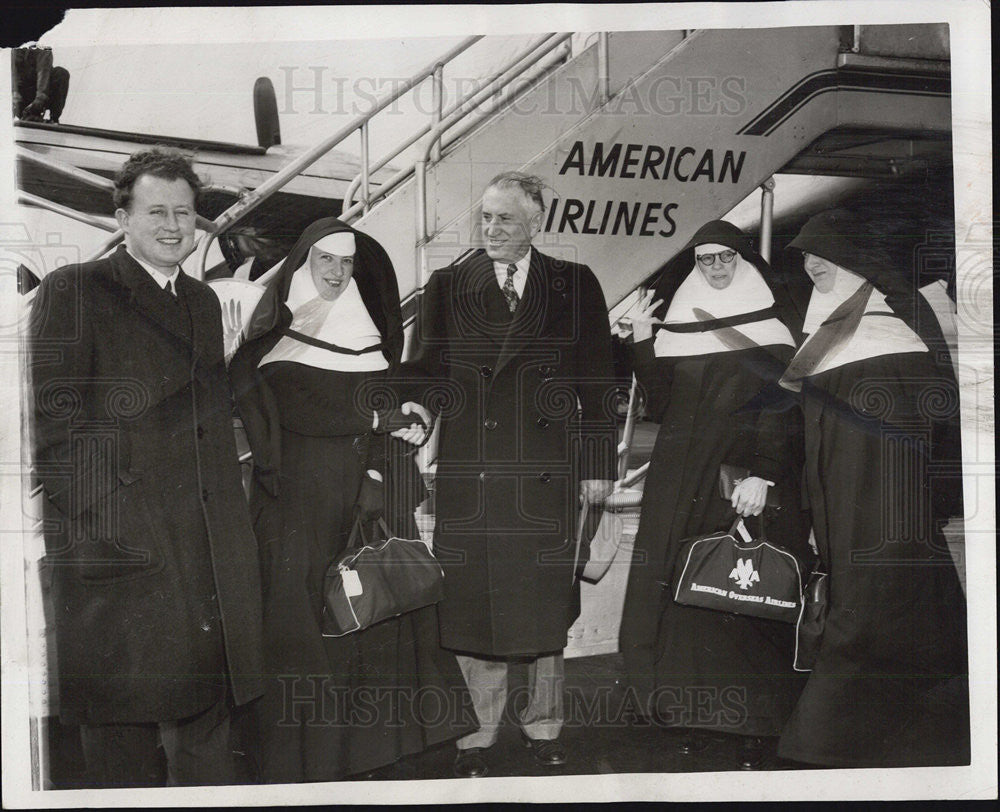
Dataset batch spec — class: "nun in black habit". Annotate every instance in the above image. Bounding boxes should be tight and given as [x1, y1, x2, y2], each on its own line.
[230, 218, 473, 783]
[776, 209, 969, 768]
[618, 220, 812, 767]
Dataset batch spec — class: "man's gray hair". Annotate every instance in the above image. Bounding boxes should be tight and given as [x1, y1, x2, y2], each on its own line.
[486, 171, 547, 215]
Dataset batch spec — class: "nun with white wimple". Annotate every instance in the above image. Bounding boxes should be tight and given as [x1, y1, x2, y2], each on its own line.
[775, 209, 968, 769]
[619, 220, 812, 768]
[230, 218, 473, 783]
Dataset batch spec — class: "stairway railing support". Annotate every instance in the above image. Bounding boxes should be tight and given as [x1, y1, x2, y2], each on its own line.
[598, 32, 610, 105]
[759, 177, 775, 263]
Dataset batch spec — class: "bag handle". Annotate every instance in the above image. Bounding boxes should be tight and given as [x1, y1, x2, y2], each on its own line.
[345, 515, 393, 552]
[728, 513, 767, 544]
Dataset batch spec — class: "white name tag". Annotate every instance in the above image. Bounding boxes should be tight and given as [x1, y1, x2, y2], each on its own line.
[341, 568, 363, 597]
[735, 520, 753, 545]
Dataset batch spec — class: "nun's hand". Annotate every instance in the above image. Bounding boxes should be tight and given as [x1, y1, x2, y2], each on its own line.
[390, 401, 432, 447]
[628, 290, 664, 343]
[731, 476, 770, 517]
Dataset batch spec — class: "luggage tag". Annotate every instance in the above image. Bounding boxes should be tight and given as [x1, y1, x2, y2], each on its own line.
[340, 567, 363, 597]
[735, 519, 753, 545]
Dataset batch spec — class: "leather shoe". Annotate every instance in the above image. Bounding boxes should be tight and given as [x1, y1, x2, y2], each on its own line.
[520, 730, 567, 766]
[453, 747, 489, 778]
[738, 736, 767, 771]
[678, 730, 710, 755]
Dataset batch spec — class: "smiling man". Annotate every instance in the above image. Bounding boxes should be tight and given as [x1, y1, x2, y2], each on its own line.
[29, 148, 264, 787]
[398, 172, 617, 777]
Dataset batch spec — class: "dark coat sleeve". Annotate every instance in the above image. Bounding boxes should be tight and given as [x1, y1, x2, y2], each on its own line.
[630, 337, 673, 423]
[229, 333, 284, 496]
[749, 376, 804, 487]
[572, 264, 617, 481]
[29, 265, 113, 518]
[395, 267, 450, 404]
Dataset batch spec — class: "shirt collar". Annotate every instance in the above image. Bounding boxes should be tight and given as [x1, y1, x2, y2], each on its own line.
[493, 247, 532, 279]
[126, 249, 179, 290]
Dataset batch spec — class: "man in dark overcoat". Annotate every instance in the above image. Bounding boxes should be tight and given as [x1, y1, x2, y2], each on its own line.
[28, 148, 263, 787]
[398, 172, 616, 777]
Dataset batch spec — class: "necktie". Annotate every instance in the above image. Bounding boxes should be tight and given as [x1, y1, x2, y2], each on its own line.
[502, 264, 519, 313]
[164, 280, 174, 296]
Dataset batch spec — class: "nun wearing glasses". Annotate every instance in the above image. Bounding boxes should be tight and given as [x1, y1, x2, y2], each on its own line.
[230, 218, 472, 783]
[618, 220, 811, 769]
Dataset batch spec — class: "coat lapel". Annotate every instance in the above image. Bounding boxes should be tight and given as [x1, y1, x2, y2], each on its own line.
[111, 246, 194, 348]
[494, 248, 568, 377]
[454, 251, 510, 347]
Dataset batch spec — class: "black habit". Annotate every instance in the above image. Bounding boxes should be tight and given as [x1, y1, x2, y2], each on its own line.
[230, 218, 473, 782]
[618, 221, 812, 737]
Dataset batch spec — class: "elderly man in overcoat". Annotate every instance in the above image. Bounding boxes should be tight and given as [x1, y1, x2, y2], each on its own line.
[399, 172, 616, 777]
[29, 148, 263, 787]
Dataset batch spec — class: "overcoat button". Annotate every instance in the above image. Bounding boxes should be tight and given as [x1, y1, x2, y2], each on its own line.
[480, 365, 493, 377]
[484, 418, 498, 430]
[539, 472, 551, 483]
[201, 489, 210, 502]
[536, 417, 549, 428]
[197, 426, 205, 439]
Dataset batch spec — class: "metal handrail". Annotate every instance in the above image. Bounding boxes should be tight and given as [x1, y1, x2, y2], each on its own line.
[412, 34, 575, 280]
[17, 145, 232, 266]
[17, 145, 114, 192]
[191, 35, 484, 277]
[618, 462, 649, 490]
[340, 32, 564, 217]
[18, 191, 117, 232]
[17, 145, 248, 205]
[616, 374, 640, 480]
[341, 37, 572, 224]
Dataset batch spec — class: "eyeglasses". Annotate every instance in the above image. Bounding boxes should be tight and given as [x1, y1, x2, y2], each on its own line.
[695, 249, 737, 268]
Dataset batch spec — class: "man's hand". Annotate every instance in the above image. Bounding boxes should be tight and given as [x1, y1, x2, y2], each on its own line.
[21, 98, 46, 119]
[731, 476, 771, 517]
[390, 401, 433, 447]
[579, 479, 613, 507]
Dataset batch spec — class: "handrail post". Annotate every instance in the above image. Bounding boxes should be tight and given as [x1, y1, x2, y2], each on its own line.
[617, 373, 639, 481]
[415, 158, 428, 252]
[194, 228, 217, 279]
[598, 32, 610, 106]
[430, 63, 444, 163]
[759, 177, 775, 263]
[360, 121, 371, 215]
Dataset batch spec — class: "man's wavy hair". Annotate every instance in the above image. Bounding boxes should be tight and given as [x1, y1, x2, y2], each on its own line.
[486, 171, 548, 215]
[113, 147, 203, 211]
